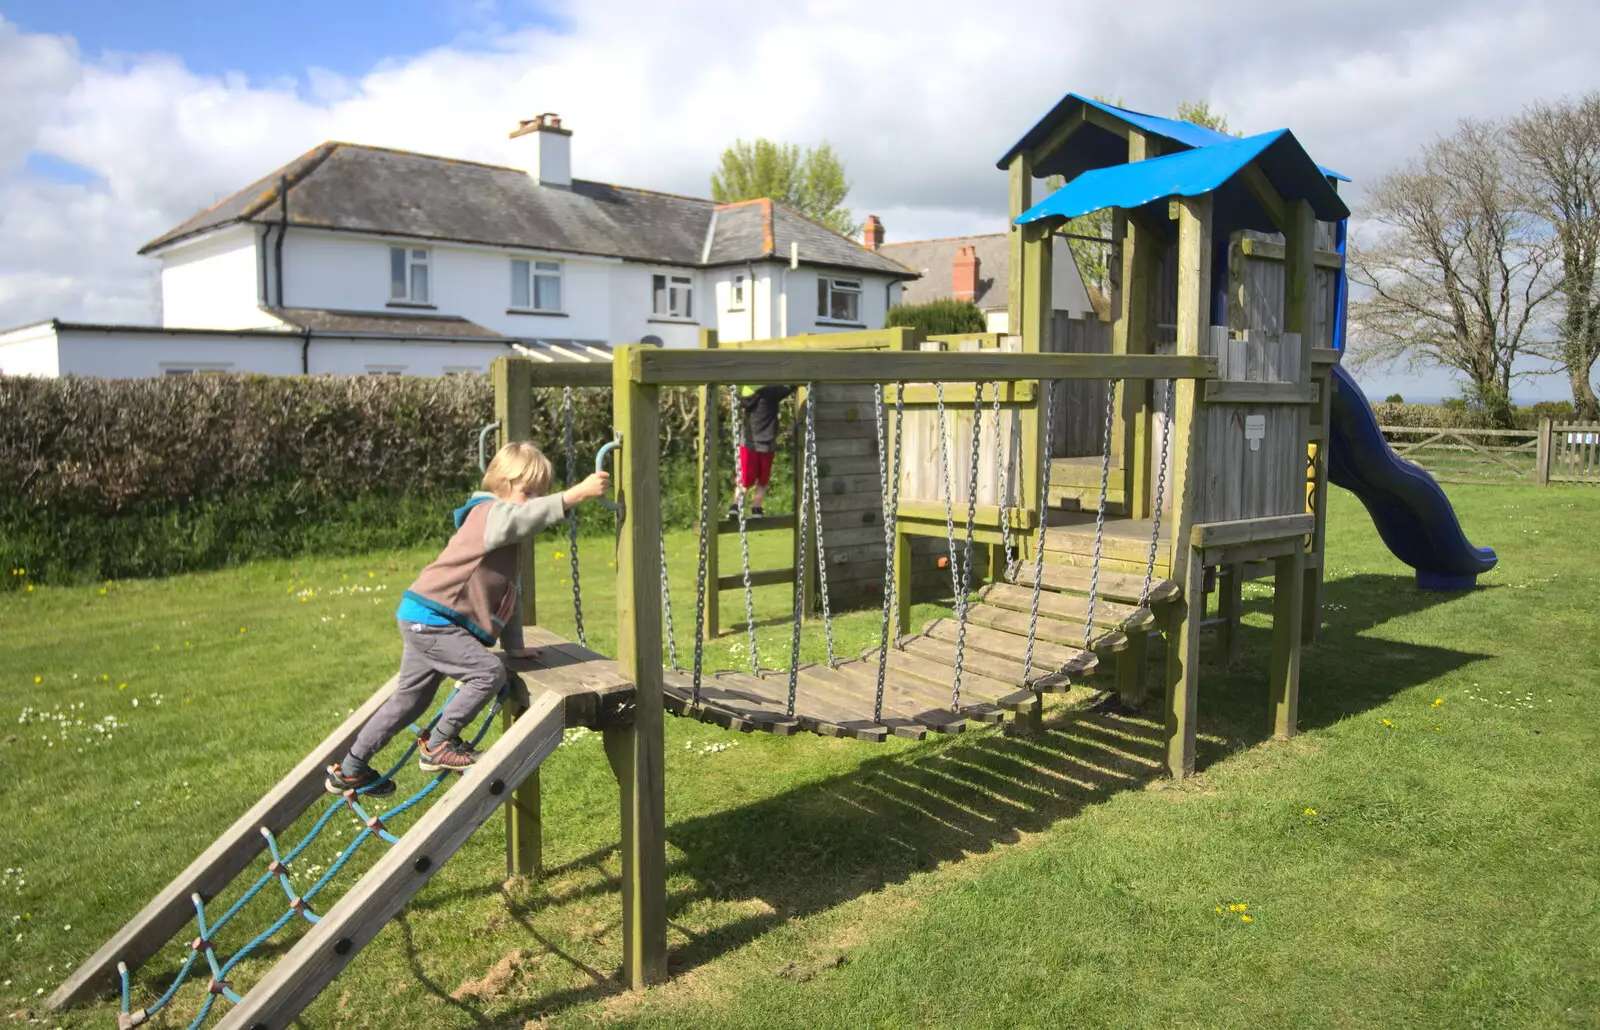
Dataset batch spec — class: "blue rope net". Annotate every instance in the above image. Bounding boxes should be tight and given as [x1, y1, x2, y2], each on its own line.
[117, 685, 506, 1029]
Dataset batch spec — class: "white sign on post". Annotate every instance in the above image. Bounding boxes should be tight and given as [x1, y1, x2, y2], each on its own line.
[1244, 415, 1267, 452]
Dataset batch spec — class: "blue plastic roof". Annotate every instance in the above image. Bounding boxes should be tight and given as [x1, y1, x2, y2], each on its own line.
[997, 92, 1348, 183]
[1015, 129, 1350, 229]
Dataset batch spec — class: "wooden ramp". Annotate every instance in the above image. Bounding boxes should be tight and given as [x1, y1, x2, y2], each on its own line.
[53, 634, 635, 1028]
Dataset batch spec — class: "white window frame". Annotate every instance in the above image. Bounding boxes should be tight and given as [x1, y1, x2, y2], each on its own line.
[652, 274, 694, 319]
[442, 365, 483, 376]
[160, 362, 234, 376]
[510, 257, 564, 313]
[365, 364, 406, 376]
[729, 273, 746, 310]
[389, 246, 431, 305]
[817, 276, 862, 324]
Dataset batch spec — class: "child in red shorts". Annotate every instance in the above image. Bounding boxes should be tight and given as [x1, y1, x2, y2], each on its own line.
[732, 384, 794, 516]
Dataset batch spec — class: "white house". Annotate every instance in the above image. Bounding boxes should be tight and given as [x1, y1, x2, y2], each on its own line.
[0, 114, 916, 377]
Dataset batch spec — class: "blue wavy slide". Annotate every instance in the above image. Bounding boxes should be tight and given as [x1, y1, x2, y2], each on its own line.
[1326, 363, 1498, 589]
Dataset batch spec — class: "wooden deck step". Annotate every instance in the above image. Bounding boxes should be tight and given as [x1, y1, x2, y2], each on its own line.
[897, 633, 1063, 693]
[1050, 457, 1124, 489]
[825, 659, 975, 733]
[921, 618, 1097, 684]
[1005, 560, 1179, 606]
[967, 602, 1128, 652]
[1043, 524, 1171, 566]
[977, 583, 1153, 631]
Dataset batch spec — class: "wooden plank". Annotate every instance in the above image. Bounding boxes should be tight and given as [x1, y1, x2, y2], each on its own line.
[906, 627, 1082, 690]
[877, 651, 1009, 723]
[1269, 548, 1306, 739]
[1237, 163, 1289, 233]
[521, 362, 615, 387]
[212, 692, 565, 1030]
[716, 327, 918, 350]
[793, 663, 927, 740]
[1116, 631, 1150, 707]
[716, 567, 795, 591]
[885, 382, 1035, 405]
[967, 602, 1127, 652]
[1239, 235, 1343, 269]
[1536, 417, 1552, 486]
[609, 346, 667, 989]
[895, 498, 1031, 530]
[922, 617, 1096, 678]
[977, 582, 1152, 630]
[894, 637, 1036, 700]
[1191, 514, 1315, 549]
[48, 677, 402, 1009]
[1004, 559, 1179, 605]
[1310, 347, 1340, 365]
[1007, 153, 1031, 334]
[628, 348, 1220, 386]
[1203, 380, 1319, 405]
[825, 658, 971, 733]
[1201, 538, 1301, 567]
[1219, 564, 1243, 668]
[716, 514, 797, 535]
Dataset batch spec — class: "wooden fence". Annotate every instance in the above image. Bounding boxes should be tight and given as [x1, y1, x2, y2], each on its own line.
[1377, 420, 1600, 486]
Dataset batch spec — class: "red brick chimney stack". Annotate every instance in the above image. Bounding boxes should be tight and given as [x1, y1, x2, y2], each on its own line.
[861, 214, 884, 250]
[952, 245, 979, 301]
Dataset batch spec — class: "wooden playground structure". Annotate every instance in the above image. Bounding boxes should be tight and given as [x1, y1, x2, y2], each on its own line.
[54, 96, 1358, 1027]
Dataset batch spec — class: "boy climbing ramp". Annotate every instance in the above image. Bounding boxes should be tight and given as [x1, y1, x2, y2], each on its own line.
[326, 442, 610, 796]
[732, 384, 795, 517]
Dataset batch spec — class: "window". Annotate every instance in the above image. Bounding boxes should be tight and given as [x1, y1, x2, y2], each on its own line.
[161, 363, 233, 376]
[389, 246, 430, 304]
[365, 365, 406, 376]
[817, 277, 861, 323]
[443, 365, 483, 376]
[511, 258, 563, 312]
[651, 274, 693, 318]
[729, 274, 746, 309]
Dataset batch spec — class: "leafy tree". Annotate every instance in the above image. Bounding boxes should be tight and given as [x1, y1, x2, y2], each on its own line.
[710, 139, 858, 236]
[886, 299, 986, 336]
[1385, 393, 1405, 403]
[1175, 99, 1241, 137]
[1348, 120, 1558, 428]
[1510, 92, 1600, 420]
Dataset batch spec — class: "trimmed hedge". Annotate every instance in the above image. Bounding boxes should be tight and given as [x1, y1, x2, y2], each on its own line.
[0, 374, 717, 585]
[886, 298, 987, 336]
[1370, 400, 1579, 431]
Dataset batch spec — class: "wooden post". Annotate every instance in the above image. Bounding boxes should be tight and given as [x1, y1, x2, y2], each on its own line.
[1303, 366, 1333, 644]
[1116, 131, 1159, 519]
[890, 327, 921, 636]
[493, 355, 543, 878]
[1269, 548, 1306, 738]
[1282, 200, 1318, 652]
[1219, 564, 1243, 667]
[609, 345, 669, 989]
[1536, 417, 1552, 486]
[1116, 631, 1149, 707]
[797, 383, 813, 621]
[1161, 193, 1211, 779]
[1007, 154, 1033, 336]
[698, 330, 721, 639]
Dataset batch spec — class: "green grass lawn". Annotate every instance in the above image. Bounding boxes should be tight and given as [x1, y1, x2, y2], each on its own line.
[2, 487, 1598, 1028]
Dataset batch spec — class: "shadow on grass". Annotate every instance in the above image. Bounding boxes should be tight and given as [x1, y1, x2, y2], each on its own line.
[427, 571, 1498, 1024]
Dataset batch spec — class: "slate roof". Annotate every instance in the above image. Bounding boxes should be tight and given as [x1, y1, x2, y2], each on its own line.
[143, 143, 913, 278]
[269, 306, 504, 339]
[879, 233, 1011, 311]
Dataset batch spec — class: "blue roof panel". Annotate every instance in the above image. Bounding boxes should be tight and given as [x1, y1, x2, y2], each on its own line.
[1015, 129, 1350, 227]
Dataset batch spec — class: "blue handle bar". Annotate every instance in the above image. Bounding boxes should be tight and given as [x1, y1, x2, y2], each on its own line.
[595, 437, 620, 511]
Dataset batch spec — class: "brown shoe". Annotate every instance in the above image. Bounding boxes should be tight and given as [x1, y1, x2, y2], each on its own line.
[419, 737, 477, 773]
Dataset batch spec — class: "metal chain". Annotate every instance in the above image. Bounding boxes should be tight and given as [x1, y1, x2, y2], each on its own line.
[992, 380, 1015, 571]
[1140, 378, 1176, 607]
[729, 385, 759, 674]
[658, 529, 679, 672]
[787, 400, 811, 717]
[952, 383, 984, 712]
[1023, 380, 1057, 685]
[1084, 379, 1119, 649]
[873, 383, 905, 723]
[936, 382, 963, 626]
[690, 385, 717, 704]
[804, 385, 836, 666]
[561, 387, 585, 646]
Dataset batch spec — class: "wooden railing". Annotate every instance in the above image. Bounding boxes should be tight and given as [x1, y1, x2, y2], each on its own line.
[1378, 420, 1600, 486]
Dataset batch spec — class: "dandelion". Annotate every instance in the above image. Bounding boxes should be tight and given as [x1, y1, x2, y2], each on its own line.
[239, 627, 247, 634]
[118, 683, 127, 690]
[1303, 808, 1317, 816]
[1240, 915, 1253, 923]
[26, 585, 33, 592]
[98, 588, 107, 596]
[1213, 905, 1222, 914]
[368, 572, 375, 578]
[1381, 718, 1394, 727]
[1433, 727, 1442, 733]
[33, 676, 41, 684]
[1432, 698, 1443, 707]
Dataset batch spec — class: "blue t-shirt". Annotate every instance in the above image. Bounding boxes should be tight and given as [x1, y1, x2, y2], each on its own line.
[396, 596, 452, 626]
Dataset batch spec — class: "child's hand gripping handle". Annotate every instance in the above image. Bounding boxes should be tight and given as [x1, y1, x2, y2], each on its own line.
[594, 437, 621, 512]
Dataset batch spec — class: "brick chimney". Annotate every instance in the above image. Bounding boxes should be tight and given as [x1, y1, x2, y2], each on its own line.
[509, 113, 572, 188]
[861, 214, 884, 250]
[952, 245, 979, 302]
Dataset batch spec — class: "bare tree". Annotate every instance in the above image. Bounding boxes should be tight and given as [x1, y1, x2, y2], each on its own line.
[1510, 93, 1600, 420]
[1348, 119, 1558, 426]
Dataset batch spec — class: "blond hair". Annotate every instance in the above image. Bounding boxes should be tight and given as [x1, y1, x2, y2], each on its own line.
[481, 442, 554, 497]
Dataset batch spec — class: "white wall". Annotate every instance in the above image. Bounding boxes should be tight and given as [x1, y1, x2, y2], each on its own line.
[0, 323, 63, 376]
[611, 263, 702, 347]
[159, 226, 279, 330]
[306, 338, 512, 376]
[784, 267, 898, 336]
[64, 329, 302, 377]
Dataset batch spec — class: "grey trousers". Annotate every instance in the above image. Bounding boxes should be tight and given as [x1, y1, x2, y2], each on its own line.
[349, 619, 508, 763]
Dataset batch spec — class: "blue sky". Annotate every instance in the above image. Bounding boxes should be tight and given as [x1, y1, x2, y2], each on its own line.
[3, 0, 564, 84]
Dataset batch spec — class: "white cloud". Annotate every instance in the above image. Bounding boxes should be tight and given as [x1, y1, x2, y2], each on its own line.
[1, 0, 1597, 396]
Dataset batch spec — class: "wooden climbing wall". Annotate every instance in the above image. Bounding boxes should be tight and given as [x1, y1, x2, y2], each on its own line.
[1193, 328, 1309, 524]
[809, 382, 894, 610]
